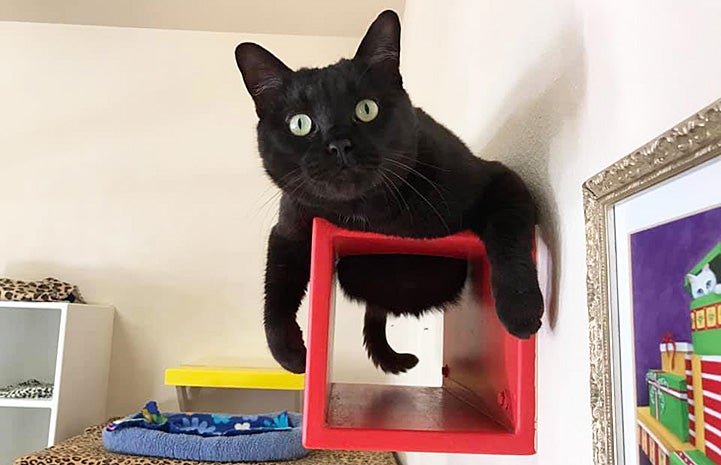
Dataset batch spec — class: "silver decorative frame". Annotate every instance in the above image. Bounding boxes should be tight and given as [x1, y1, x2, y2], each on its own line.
[584, 98, 721, 465]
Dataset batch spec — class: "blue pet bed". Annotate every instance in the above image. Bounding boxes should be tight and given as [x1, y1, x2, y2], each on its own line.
[102, 401, 308, 462]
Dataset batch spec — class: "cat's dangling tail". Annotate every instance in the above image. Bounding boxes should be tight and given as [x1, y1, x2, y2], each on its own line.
[363, 304, 419, 374]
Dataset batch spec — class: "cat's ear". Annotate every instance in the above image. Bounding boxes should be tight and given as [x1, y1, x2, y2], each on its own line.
[235, 42, 292, 117]
[703, 263, 712, 271]
[354, 10, 401, 81]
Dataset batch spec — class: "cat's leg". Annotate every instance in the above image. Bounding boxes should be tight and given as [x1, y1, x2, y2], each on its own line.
[363, 303, 419, 374]
[264, 226, 311, 374]
[470, 165, 544, 338]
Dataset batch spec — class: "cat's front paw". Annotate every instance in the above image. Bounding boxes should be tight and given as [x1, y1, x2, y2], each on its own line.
[265, 320, 307, 374]
[372, 352, 419, 375]
[495, 285, 544, 339]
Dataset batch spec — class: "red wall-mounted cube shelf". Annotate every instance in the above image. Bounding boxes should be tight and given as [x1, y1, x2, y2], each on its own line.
[302, 218, 536, 455]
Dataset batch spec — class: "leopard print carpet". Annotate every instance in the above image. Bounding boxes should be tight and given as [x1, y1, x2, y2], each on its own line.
[14, 425, 398, 465]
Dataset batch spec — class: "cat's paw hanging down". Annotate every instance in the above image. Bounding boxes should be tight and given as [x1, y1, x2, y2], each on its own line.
[363, 305, 419, 374]
[265, 319, 307, 374]
[494, 283, 544, 339]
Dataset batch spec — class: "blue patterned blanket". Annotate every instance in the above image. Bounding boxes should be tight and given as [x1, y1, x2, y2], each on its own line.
[102, 402, 307, 462]
[105, 401, 291, 437]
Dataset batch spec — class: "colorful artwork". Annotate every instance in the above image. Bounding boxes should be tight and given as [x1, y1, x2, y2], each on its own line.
[630, 205, 721, 465]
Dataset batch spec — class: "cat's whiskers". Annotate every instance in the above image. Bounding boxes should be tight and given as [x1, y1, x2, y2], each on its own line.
[384, 168, 450, 234]
[385, 159, 451, 217]
[253, 168, 300, 210]
[389, 151, 450, 172]
[252, 168, 304, 220]
[378, 172, 408, 222]
[379, 169, 413, 225]
[385, 158, 448, 201]
[287, 174, 308, 200]
[255, 190, 282, 218]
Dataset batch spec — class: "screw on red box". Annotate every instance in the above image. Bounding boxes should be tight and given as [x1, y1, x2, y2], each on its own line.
[301, 218, 536, 455]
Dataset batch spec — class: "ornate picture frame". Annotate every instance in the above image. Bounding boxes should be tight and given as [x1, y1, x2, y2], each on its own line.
[584, 98, 721, 465]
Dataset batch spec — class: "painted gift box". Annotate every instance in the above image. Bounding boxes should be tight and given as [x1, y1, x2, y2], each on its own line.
[689, 296, 721, 355]
[648, 370, 690, 442]
[671, 449, 718, 465]
[682, 351, 721, 463]
[695, 355, 721, 463]
[685, 353, 701, 448]
[661, 338, 694, 377]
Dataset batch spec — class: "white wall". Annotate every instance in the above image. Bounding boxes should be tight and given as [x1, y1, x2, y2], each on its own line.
[399, 0, 721, 464]
[0, 0, 405, 37]
[0, 21, 366, 416]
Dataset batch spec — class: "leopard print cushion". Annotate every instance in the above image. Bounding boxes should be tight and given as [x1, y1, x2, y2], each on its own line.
[0, 379, 53, 399]
[0, 277, 85, 303]
[14, 425, 398, 465]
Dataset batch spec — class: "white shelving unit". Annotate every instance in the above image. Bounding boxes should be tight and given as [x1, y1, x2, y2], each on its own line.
[0, 301, 114, 465]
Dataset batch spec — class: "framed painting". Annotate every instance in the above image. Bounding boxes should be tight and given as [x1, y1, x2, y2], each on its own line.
[585, 98, 721, 465]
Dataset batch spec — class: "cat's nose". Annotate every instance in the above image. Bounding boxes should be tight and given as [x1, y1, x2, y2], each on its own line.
[327, 139, 353, 162]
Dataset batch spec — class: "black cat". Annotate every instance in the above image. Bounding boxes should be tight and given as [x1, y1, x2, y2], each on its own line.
[234, 10, 544, 374]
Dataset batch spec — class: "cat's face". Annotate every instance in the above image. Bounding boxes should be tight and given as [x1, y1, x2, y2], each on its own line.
[688, 264, 718, 299]
[234, 10, 417, 203]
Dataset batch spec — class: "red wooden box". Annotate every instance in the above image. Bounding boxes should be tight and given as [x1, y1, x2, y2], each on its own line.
[302, 218, 536, 455]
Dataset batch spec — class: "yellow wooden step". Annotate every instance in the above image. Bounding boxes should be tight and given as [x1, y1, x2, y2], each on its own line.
[164, 365, 304, 391]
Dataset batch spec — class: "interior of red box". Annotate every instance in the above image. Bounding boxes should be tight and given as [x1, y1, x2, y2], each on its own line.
[326, 255, 517, 433]
[325, 383, 511, 432]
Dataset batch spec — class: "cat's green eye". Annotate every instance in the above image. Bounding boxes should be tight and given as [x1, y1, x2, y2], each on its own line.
[289, 114, 313, 136]
[355, 99, 379, 122]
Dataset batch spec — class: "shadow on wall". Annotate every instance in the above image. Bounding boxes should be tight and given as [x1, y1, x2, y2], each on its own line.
[472, 22, 587, 330]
